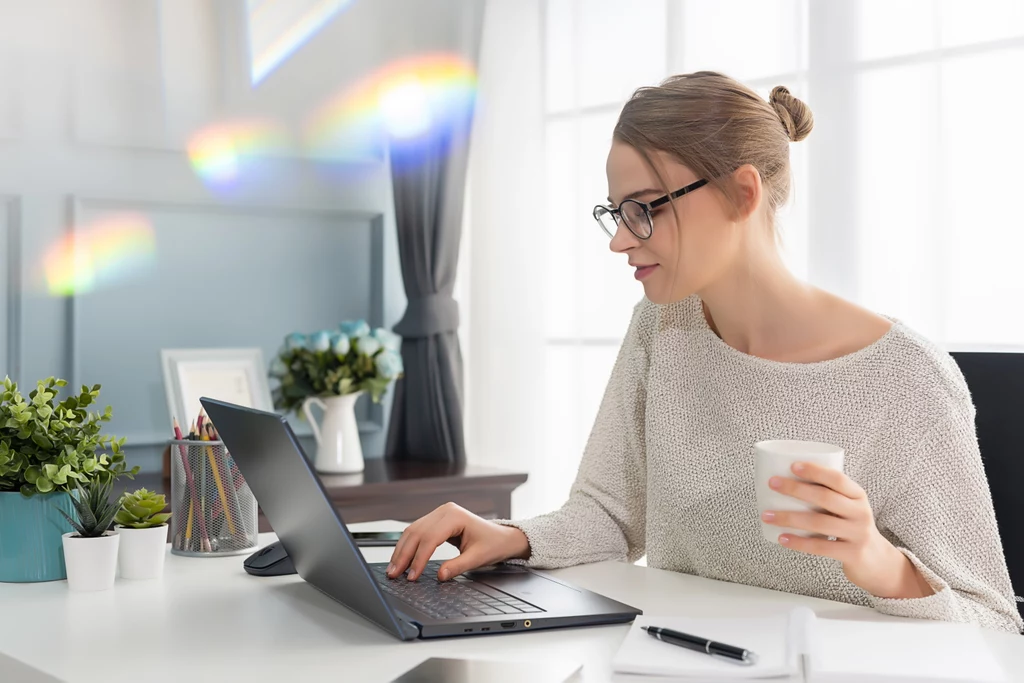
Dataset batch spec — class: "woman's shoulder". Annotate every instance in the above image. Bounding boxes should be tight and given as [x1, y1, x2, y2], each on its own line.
[879, 319, 973, 420]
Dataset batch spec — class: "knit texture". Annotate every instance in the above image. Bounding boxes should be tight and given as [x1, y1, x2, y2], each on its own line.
[500, 295, 1023, 634]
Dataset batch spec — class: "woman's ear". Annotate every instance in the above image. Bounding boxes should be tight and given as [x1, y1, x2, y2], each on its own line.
[729, 164, 763, 222]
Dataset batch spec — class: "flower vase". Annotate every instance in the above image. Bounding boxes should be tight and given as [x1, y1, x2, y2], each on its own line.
[302, 392, 365, 474]
[0, 491, 77, 582]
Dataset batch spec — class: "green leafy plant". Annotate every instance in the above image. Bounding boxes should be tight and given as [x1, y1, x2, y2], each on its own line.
[0, 376, 139, 497]
[56, 478, 120, 538]
[115, 488, 171, 529]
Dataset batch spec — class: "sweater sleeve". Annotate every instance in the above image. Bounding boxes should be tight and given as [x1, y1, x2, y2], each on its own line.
[494, 300, 653, 568]
[871, 396, 1023, 634]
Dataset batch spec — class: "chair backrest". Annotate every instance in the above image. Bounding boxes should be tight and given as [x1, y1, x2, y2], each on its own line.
[949, 351, 1024, 624]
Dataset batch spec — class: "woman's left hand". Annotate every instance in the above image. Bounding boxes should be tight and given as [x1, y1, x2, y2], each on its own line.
[763, 462, 934, 599]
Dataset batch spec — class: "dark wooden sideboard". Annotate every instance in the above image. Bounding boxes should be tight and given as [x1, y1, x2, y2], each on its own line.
[122, 459, 528, 533]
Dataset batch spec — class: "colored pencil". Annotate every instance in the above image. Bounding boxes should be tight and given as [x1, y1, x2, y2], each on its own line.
[206, 420, 246, 537]
[202, 423, 236, 535]
[173, 417, 210, 553]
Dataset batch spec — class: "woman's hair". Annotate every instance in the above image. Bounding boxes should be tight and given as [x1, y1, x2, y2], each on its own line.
[613, 71, 813, 223]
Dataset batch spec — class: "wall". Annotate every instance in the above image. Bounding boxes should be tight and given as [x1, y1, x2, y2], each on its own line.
[0, 0, 480, 472]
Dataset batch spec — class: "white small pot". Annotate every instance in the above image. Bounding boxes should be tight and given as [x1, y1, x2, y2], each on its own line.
[62, 530, 119, 592]
[116, 525, 168, 580]
[302, 392, 366, 473]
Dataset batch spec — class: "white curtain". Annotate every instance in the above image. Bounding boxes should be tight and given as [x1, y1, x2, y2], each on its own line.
[466, 0, 1024, 518]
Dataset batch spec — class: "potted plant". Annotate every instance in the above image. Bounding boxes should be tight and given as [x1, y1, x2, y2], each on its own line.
[0, 376, 138, 582]
[115, 488, 171, 579]
[269, 320, 403, 473]
[57, 477, 121, 591]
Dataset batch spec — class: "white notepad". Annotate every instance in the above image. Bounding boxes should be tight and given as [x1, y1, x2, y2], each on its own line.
[612, 608, 1007, 683]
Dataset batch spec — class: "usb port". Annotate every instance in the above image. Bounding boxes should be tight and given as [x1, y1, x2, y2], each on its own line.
[500, 622, 515, 629]
[481, 627, 491, 632]
[463, 628, 472, 632]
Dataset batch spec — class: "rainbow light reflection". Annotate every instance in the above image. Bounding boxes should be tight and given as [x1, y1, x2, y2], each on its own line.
[305, 53, 477, 160]
[186, 119, 288, 188]
[248, 0, 353, 85]
[44, 213, 156, 296]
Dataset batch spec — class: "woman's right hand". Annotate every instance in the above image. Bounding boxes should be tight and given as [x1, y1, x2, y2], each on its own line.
[386, 502, 531, 582]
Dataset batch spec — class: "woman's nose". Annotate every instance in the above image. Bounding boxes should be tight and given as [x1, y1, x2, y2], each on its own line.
[609, 221, 638, 253]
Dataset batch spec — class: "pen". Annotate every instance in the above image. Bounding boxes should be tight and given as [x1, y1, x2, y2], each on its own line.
[641, 626, 758, 666]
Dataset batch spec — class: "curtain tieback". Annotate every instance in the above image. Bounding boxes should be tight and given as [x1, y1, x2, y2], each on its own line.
[393, 293, 460, 338]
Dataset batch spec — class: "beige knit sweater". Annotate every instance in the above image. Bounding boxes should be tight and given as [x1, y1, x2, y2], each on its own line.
[502, 295, 1023, 634]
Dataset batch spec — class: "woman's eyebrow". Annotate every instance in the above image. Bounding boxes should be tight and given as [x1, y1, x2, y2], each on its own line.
[607, 188, 662, 204]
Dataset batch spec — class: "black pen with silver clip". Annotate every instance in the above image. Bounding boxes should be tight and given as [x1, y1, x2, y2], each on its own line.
[641, 625, 759, 666]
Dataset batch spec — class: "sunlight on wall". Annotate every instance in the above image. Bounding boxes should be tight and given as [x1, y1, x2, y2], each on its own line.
[43, 213, 156, 297]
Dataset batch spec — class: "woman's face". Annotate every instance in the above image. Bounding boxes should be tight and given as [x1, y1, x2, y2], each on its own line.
[604, 141, 742, 305]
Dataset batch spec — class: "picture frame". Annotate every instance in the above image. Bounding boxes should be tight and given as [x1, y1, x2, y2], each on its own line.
[160, 348, 274, 430]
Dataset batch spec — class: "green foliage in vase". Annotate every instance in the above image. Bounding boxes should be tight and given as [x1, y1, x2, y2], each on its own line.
[0, 376, 138, 497]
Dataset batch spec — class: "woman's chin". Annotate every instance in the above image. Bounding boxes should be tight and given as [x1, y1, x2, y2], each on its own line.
[641, 281, 695, 305]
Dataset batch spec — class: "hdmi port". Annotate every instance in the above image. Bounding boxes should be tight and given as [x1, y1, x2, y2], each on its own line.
[500, 622, 516, 629]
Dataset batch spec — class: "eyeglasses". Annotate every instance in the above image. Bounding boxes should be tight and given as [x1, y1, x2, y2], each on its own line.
[593, 178, 709, 240]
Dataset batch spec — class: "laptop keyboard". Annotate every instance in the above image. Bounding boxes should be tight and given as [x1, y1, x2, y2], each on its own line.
[370, 561, 544, 620]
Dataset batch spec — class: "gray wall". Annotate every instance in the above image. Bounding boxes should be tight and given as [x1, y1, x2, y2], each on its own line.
[0, 0, 480, 472]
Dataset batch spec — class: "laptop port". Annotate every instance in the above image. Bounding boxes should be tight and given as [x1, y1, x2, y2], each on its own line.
[463, 628, 472, 632]
[481, 627, 490, 632]
[524, 620, 532, 628]
[501, 622, 515, 629]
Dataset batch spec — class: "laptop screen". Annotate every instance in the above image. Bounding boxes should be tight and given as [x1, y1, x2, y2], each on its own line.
[200, 397, 418, 640]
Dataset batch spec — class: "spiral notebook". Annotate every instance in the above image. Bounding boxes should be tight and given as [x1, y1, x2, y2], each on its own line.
[612, 608, 1007, 683]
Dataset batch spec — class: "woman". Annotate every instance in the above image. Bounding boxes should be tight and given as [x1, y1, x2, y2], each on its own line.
[387, 71, 1023, 633]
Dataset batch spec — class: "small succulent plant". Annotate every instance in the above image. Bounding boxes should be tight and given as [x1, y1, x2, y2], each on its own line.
[115, 488, 171, 529]
[57, 478, 120, 538]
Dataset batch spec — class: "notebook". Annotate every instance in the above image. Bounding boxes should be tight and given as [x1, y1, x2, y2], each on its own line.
[612, 608, 1007, 683]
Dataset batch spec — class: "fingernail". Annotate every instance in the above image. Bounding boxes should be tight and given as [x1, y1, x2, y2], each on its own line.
[438, 569, 449, 581]
[792, 462, 805, 473]
[769, 476, 782, 489]
[779, 535, 790, 545]
[387, 563, 395, 575]
[762, 511, 775, 522]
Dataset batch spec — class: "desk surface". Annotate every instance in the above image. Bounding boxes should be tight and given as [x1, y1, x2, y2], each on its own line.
[2, 521, 1022, 683]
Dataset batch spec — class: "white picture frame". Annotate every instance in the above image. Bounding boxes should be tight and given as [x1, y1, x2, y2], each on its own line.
[160, 348, 274, 430]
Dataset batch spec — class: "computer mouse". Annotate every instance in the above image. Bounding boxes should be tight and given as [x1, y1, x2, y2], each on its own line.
[243, 541, 296, 576]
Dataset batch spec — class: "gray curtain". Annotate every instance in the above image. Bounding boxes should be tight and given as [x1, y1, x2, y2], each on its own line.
[384, 107, 473, 464]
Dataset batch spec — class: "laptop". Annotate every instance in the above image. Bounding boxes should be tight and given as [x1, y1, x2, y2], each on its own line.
[200, 397, 642, 640]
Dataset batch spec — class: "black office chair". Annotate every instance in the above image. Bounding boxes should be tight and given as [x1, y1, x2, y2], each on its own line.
[950, 351, 1024, 627]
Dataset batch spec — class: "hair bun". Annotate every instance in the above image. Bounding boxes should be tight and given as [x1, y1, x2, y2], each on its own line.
[769, 86, 813, 142]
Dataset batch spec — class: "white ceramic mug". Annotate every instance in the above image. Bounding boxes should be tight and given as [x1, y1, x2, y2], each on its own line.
[754, 440, 845, 545]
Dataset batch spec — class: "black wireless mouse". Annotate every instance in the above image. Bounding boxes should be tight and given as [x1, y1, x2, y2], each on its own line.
[243, 541, 296, 576]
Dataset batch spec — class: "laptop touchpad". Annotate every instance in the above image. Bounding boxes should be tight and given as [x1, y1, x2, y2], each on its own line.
[465, 566, 582, 605]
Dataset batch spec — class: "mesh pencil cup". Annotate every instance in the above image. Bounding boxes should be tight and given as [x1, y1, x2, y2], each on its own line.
[168, 439, 258, 556]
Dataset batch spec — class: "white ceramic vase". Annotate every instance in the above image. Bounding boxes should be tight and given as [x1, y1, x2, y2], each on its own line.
[116, 525, 168, 579]
[302, 391, 365, 474]
[62, 530, 119, 592]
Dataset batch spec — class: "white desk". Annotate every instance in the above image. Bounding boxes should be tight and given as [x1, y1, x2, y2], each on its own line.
[2, 521, 1022, 683]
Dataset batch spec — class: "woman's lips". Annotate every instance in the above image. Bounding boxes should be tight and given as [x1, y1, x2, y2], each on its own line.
[634, 264, 658, 281]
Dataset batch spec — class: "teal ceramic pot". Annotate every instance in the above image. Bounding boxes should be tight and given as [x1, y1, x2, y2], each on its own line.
[0, 490, 77, 582]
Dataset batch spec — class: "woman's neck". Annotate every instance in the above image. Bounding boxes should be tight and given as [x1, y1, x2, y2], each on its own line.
[697, 239, 819, 360]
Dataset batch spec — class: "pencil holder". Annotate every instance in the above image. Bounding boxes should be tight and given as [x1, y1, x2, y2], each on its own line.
[168, 439, 258, 557]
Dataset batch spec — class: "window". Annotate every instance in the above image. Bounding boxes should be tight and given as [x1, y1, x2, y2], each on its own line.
[533, 0, 1024, 512]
